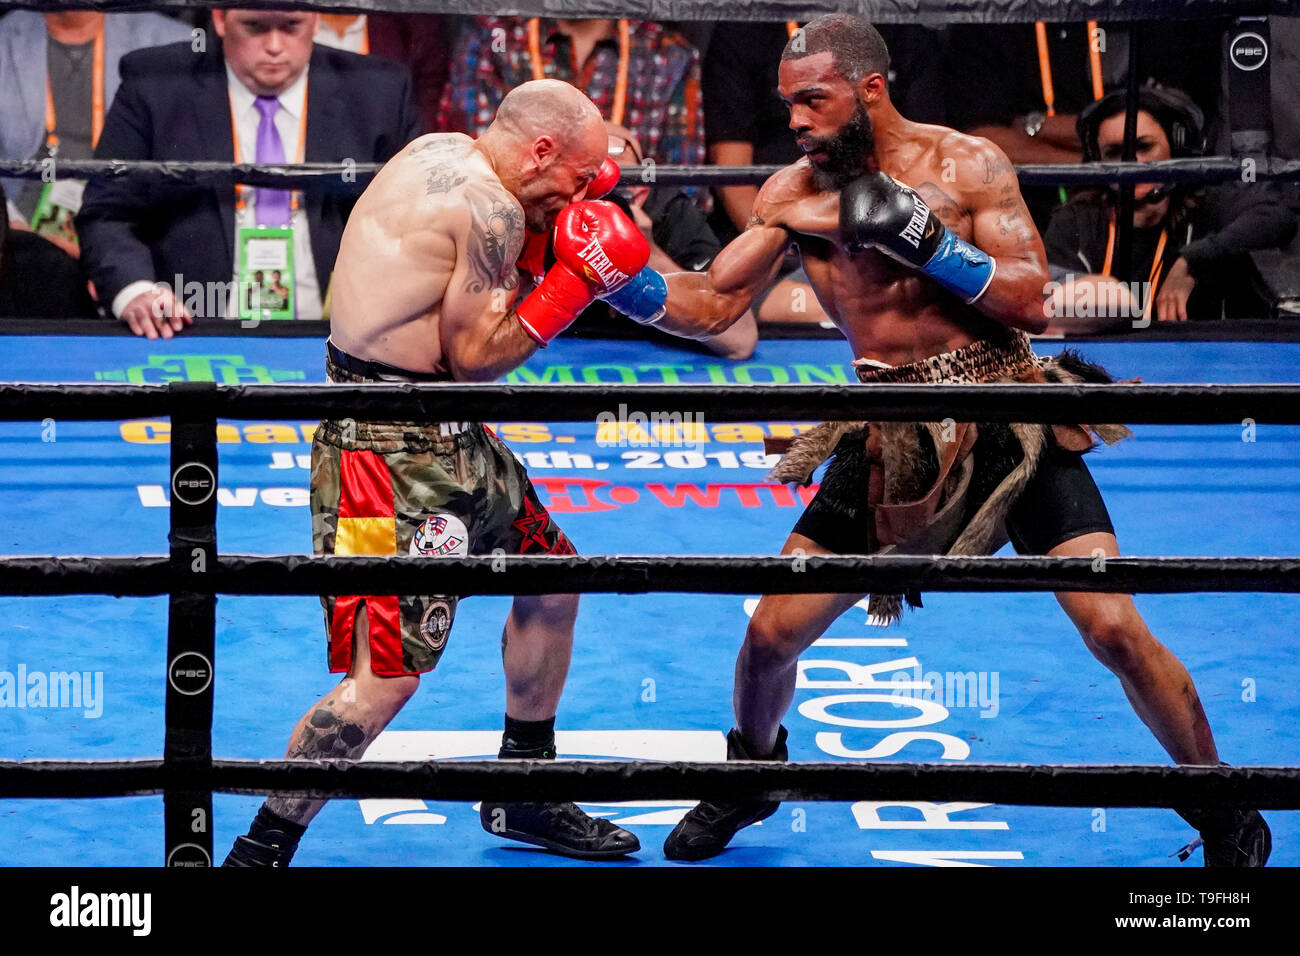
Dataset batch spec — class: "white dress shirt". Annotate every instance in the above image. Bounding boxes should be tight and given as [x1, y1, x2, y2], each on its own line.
[313, 15, 368, 54]
[111, 64, 324, 320]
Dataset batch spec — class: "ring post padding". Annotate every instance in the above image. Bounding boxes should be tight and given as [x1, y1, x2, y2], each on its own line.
[164, 382, 218, 867]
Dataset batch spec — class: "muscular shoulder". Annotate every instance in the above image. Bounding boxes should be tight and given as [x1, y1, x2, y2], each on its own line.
[403, 132, 478, 189]
[750, 160, 818, 227]
[935, 129, 1040, 248]
[934, 129, 1019, 200]
[403, 135, 517, 215]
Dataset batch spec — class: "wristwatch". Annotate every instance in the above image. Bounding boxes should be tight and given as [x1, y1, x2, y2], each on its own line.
[1024, 111, 1047, 138]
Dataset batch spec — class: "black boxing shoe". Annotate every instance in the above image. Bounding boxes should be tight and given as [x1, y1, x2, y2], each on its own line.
[1175, 807, 1271, 867]
[480, 730, 639, 860]
[221, 833, 297, 867]
[221, 806, 303, 867]
[479, 800, 640, 859]
[663, 726, 788, 862]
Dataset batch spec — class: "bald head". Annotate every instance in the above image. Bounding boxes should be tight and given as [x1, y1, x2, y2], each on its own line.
[480, 80, 610, 232]
[494, 79, 605, 148]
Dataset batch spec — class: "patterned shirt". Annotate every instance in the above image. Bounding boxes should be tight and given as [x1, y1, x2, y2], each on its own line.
[437, 17, 703, 169]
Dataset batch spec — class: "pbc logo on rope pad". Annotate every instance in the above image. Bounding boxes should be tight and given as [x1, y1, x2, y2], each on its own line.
[171, 461, 215, 506]
[168, 651, 212, 696]
[1230, 31, 1268, 71]
[166, 843, 213, 867]
[409, 513, 469, 557]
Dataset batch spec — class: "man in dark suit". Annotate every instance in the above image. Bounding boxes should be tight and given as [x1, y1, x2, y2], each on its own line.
[77, 8, 420, 338]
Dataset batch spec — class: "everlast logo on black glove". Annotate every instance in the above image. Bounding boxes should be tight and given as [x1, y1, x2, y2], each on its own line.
[899, 193, 931, 249]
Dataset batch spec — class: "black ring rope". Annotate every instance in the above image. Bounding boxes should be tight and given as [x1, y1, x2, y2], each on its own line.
[2, 759, 1298, 809]
[2, 0, 1289, 25]
[2, 554, 1298, 597]
[3, 382, 1300, 424]
[2, 157, 1296, 190]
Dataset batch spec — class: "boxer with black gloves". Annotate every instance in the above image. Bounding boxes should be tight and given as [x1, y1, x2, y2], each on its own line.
[649, 14, 1268, 867]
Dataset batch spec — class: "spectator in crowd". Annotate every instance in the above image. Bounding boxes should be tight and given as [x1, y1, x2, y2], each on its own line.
[313, 10, 452, 133]
[570, 122, 756, 358]
[0, 7, 190, 256]
[76, 8, 419, 338]
[437, 16, 704, 172]
[943, 20, 1225, 230]
[1042, 85, 1296, 332]
[0, 182, 97, 319]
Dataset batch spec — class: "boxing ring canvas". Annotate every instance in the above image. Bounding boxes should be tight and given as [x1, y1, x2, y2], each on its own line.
[0, 334, 1296, 866]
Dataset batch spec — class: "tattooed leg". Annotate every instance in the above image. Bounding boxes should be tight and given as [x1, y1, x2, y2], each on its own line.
[264, 602, 421, 823]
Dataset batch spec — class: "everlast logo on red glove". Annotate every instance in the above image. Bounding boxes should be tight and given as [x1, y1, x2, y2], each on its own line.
[515, 200, 650, 345]
[577, 236, 631, 291]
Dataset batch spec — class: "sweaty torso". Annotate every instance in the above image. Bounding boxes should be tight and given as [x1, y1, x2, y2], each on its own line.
[768, 122, 1010, 366]
[328, 133, 512, 374]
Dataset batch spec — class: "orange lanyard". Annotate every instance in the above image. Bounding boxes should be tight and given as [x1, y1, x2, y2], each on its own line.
[1033, 20, 1106, 115]
[228, 87, 309, 214]
[527, 18, 629, 126]
[1033, 22, 1058, 116]
[1086, 20, 1105, 101]
[44, 26, 105, 151]
[1103, 219, 1168, 320]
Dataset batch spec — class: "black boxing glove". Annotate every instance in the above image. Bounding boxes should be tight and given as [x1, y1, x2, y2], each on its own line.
[840, 170, 996, 304]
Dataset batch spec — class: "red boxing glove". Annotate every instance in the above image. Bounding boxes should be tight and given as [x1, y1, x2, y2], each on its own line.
[552, 200, 650, 292]
[517, 158, 618, 283]
[586, 157, 621, 200]
[515, 200, 650, 346]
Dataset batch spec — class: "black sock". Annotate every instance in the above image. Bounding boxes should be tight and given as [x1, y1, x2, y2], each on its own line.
[501, 714, 556, 758]
[250, 805, 307, 849]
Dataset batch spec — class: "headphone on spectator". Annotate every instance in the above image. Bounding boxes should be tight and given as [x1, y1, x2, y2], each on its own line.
[1077, 84, 1207, 162]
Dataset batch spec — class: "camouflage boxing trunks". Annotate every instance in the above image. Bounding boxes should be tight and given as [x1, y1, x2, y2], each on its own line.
[312, 346, 575, 676]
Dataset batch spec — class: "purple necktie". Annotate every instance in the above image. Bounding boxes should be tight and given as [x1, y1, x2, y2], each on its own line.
[253, 95, 292, 227]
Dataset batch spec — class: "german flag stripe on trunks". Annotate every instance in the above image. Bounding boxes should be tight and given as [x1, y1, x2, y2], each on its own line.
[330, 448, 404, 675]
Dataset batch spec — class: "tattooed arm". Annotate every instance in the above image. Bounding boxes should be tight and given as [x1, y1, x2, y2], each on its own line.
[952, 136, 1053, 333]
[438, 180, 538, 381]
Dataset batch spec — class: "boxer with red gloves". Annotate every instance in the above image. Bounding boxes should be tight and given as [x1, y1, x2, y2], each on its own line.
[224, 80, 650, 868]
[516, 200, 667, 344]
[516, 158, 668, 333]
